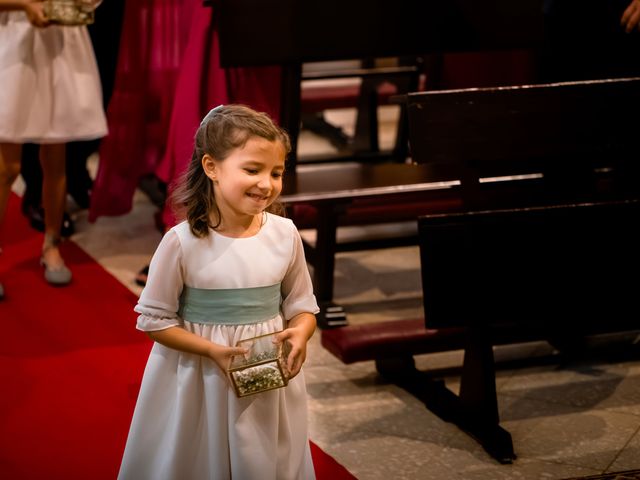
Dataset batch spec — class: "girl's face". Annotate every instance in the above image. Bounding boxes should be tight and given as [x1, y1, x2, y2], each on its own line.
[204, 136, 286, 222]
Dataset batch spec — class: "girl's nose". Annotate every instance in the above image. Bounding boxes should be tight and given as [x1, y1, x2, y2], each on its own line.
[257, 174, 272, 190]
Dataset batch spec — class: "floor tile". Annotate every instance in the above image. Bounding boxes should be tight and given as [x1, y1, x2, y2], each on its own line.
[606, 426, 640, 472]
[514, 408, 640, 470]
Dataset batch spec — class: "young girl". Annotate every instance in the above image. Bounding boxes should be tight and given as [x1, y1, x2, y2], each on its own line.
[119, 105, 319, 479]
[0, 0, 108, 295]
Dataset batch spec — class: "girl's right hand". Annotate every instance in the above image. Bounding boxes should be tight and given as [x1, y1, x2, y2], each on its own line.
[207, 343, 249, 373]
[24, 1, 49, 28]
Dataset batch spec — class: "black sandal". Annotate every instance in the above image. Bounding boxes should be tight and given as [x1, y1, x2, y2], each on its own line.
[135, 265, 149, 287]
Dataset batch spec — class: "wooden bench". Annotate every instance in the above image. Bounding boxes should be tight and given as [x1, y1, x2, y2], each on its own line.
[407, 78, 640, 460]
[414, 199, 640, 463]
[280, 161, 464, 326]
[300, 59, 422, 157]
[319, 77, 640, 463]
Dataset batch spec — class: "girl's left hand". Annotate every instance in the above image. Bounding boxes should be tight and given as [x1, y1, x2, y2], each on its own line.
[273, 327, 309, 379]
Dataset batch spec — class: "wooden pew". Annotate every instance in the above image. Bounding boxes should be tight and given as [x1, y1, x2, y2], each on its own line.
[298, 59, 422, 163]
[280, 161, 464, 326]
[410, 77, 640, 462]
[410, 199, 640, 463]
[213, 0, 545, 326]
[321, 77, 640, 462]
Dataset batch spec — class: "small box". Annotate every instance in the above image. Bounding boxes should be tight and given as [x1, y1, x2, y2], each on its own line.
[43, 0, 97, 25]
[228, 331, 290, 397]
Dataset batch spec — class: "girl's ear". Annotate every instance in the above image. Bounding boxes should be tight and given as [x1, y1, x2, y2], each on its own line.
[202, 154, 217, 181]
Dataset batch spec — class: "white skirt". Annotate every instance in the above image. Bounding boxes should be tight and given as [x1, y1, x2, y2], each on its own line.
[118, 318, 316, 480]
[0, 12, 107, 144]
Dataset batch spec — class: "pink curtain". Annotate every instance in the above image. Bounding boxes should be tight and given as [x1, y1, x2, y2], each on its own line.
[89, 0, 281, 226]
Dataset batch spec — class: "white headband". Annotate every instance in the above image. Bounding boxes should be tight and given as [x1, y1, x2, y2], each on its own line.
[200, 105, 224, 127]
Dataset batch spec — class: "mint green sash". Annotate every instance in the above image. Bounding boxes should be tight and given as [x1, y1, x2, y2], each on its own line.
[178, 283, 281, 325]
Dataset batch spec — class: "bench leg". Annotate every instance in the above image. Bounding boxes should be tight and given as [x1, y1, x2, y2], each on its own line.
[375, 355, 416, 377]
[280, 64, 302, 169]
[376, 329, 516, 464]
[352, 78, 380, 153]
[455, 328, 515, 463]
[314, 204, 348, 328]
[301, 112, 350, 150]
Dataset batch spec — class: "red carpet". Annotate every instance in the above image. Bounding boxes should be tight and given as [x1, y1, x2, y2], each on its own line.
[0, 193, 356, 479]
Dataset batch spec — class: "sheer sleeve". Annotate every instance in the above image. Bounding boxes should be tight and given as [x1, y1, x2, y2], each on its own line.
[134, 229, 185, 331]
[280, 226, 320, 321]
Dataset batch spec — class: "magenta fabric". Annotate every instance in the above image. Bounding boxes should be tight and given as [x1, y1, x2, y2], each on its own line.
[155, 23, 282, 228]
[89, 0, 194, 221]
[89, 0, 281, 225]
[153, 9, 228, 228]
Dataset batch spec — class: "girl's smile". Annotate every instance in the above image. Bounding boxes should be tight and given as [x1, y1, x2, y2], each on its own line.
[246, 192, 270, 202]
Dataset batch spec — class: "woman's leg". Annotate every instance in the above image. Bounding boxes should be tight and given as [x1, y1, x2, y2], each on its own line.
[0, 142, 23, 298]
[39, 143, 71, 281]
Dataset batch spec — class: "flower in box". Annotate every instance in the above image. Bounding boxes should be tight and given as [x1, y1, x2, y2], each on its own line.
[228, 331, 290, 397]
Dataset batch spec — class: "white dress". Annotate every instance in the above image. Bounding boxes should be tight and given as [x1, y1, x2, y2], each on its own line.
[119, 213, 319, 480]
[0, 11, 107, 143]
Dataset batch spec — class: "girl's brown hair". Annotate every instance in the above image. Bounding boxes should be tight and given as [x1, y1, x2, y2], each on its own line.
[170, 104, 291, 238]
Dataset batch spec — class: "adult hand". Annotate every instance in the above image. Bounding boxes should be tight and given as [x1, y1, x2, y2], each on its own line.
[621, 0, 640, 33]
[24, 1, 49, 28]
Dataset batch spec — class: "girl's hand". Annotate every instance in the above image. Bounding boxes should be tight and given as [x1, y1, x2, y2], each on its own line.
[207, 343, 249, 373]
[24, 1, 49, 28]
[273, 326, 309, 379]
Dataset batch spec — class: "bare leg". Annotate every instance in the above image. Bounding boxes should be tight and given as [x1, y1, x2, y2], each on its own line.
[39, 143, 71, 280]
[0, 143, 23, 298]
[0, 143, 23, 228]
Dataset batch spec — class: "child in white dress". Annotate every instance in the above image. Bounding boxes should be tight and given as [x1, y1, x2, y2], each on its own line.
[0, 0, 107, 296]
[118, 104, 319, 479]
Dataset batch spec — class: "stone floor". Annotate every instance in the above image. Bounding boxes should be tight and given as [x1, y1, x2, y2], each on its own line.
[23, 107, 640, 479]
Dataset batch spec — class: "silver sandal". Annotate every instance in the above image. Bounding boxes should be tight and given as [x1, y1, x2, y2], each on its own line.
[41, 234, 72, 286]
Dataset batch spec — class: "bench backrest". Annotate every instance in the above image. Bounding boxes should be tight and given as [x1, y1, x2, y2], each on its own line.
[418, 200, 640, 331]
[407, 77, 640, 208]
[413, 78, 640, 331]
[214, 0, 543, 67]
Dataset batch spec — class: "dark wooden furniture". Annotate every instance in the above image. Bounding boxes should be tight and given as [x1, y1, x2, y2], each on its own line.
[321, 318, 466, 364]
[407, 78, 640, 462]
[212, 0, 545, 325]
[417, 200, 640, 463]
[280, 161, 463, 326]
[298, 61, 422, 164]
[321, 77, 640, 462]
[406, 79, 639, 202]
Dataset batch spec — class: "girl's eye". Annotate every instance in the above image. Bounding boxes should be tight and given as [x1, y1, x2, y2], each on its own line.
[244, 168, 258, 174]
[272, 172, 283, 179]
